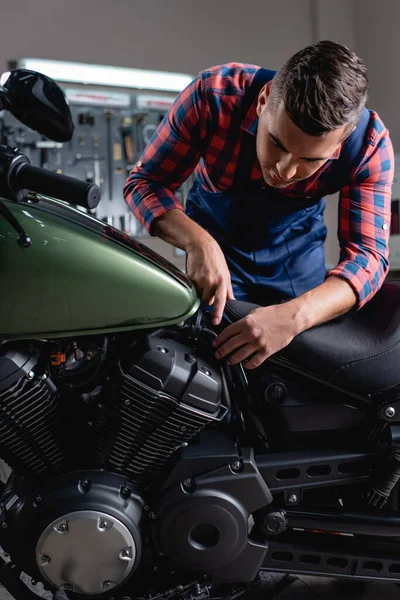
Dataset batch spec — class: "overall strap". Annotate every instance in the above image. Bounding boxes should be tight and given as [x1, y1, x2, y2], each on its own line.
[233, 68, 277, 190]
[330, 107, 371, 189]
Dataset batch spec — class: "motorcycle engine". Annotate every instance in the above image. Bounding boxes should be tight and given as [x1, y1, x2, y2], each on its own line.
[0, 332, 225, 595]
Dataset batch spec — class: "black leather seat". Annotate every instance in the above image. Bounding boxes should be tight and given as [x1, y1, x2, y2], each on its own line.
[224, 281, 400, 395]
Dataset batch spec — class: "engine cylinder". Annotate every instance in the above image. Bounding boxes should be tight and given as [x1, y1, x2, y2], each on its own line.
[95, 334, 224, 483]
[0, 344, 72, 478]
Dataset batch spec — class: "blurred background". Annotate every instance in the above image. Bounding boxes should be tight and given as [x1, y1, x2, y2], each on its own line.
[0, 0, 398, 272]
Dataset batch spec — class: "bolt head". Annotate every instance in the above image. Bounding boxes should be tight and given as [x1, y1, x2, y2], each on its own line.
[1, 522, 7, 529]
[41, 555, 50, 564]
[288, 494, 298, 504]
[58, 523, 68, 533]
[149, 511, 157, 520]
[183, 478, 193, 488]
[231, 460, 242, 472]
[124, 399, 131, 406]
[26, 371, 34, 380]
[35, 495, 42, 504]
[121, 487, 130, 498]
[103, 581, 112, 589]
[385, 406, 396, 418]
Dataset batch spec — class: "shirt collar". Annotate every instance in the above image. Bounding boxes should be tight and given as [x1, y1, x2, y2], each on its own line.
[240, 80, 342, 160]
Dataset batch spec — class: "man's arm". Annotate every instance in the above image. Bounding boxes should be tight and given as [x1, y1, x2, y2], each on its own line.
[214, 118, 394, 368]
[153, 210, 234, 324]
[123, 74, 234, 323]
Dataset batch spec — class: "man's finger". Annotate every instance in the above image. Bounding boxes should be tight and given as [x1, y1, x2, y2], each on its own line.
[215, 333, 246, 359]
[227, 344, 258, 365]
[213, 320, 242, 347]
[227, 283, 235, 301]
[201, 286, 213, 305]
[211, 287, 227, 325]
[244, 350, 269, 370]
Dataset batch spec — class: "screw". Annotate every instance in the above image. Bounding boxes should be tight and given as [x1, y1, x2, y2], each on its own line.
[181, 426, 187, 432]
[202, 368, 211, 377]
[143, 505, 149, 511]
[121, 487, 130, 498]
[157, 347, 168, 354]
[1, 523, 7, 529]
[124, 399, 131, 406]
[99, 521, 108, 529]
[149, 511, 157, 520]
[288, 494, 298, 504]
[30, 580, 37, 586]
[35, 495, 42, 504]
[41, 555, 50, 564]
[121, 549, 130, 558]
[58, 523, 68, 533]
[81, 479, 90, 489]
[26, 371, 34, 380]
[385, 406, 396, 418]
[231, 460, 242, 472]
[103, 581, 112, 589]
[183, 478, 194, 489]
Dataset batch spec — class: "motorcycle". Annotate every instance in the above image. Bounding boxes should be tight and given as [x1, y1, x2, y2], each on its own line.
[0, 68, 400, 600]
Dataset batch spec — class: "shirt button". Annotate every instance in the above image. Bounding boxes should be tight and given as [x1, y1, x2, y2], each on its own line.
[382, 223, 388, 231]
[136, 160, 143, 168]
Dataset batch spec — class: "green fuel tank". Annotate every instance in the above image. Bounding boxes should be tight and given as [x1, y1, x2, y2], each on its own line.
[0, 197, 199, 340]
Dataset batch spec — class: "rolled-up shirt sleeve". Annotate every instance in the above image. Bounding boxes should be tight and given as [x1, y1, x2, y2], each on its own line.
[123, 76, 205, 232]
[329, 124, 394, 308]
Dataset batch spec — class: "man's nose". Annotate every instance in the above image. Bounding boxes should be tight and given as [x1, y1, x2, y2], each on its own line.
[276, 156, 298, 180]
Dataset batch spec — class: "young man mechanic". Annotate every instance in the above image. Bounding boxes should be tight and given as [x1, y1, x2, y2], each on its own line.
[124, 40, 394, 370]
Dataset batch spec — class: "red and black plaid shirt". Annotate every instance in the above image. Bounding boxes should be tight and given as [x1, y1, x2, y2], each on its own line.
[124, 63, 394, 308]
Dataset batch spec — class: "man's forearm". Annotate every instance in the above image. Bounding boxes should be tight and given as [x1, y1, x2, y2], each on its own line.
[290, 276, 357, 336]
[152, 209, 214, 252]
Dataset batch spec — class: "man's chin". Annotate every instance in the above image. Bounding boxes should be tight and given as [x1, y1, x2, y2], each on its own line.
[263, 173, 293, 189]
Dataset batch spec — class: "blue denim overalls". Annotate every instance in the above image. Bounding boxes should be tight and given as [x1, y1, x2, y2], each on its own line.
[186, 69, 370, 304]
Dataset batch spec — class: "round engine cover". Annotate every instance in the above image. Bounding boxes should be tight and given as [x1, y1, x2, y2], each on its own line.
[36, 511, 136, 595]
[156, 451, 270, 582]
[158, 490, 248, 571]
[0, 471, 144, 596]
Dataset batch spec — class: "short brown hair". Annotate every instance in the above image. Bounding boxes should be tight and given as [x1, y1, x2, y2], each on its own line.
[269, 40, 368, 136]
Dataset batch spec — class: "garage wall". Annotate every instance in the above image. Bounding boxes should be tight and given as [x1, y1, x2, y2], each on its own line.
[0, 0, 314, 75]
[353, 0, 400, 149]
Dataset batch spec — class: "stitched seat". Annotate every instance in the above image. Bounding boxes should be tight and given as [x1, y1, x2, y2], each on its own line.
[224, 281, 400, 395]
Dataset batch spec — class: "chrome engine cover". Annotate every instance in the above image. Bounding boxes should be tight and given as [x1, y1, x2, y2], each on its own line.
[0, 471, 144, 596]
[36, 510, 136, 595]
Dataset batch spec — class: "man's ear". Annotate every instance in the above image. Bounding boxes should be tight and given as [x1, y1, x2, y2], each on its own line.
[256, 84, 271, 117]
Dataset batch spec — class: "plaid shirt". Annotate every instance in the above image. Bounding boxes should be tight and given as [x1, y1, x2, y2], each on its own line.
[124, 63, 394, 308]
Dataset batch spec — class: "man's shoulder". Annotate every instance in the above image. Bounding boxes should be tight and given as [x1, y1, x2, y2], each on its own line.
[364, 110, 390, 146]
[198, 63, 263, 96]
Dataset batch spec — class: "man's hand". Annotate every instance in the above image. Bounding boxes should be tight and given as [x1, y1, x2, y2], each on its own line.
[187, 238, 234, 325]
[152, 210, 234, 326]
[212, 276, 358, 369]
[213, 303, 300, 369]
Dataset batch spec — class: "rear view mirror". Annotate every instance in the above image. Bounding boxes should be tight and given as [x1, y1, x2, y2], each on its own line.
[0, 69, 74, 142]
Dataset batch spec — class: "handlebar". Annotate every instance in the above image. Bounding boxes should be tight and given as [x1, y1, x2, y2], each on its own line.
[14, 163, 101, 210]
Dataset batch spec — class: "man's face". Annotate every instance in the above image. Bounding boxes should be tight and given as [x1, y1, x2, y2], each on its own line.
[256, 87, 351, 189]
